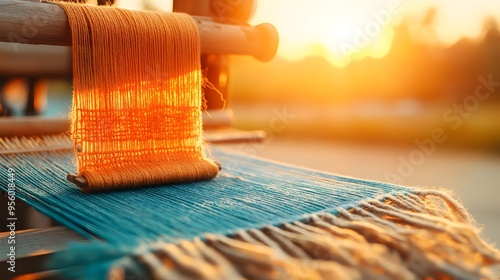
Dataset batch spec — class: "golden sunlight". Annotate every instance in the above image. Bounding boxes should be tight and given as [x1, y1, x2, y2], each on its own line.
[250, 0, 500, 66]
[250, 0, 407, 67]
[111, 0, 499, 67]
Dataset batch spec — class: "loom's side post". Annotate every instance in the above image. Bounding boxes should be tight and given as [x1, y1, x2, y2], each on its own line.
[0, 78, 13, 116]
[173, 0, 277, 118]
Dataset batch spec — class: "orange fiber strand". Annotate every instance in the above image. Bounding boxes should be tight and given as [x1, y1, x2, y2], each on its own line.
[58, 3, 219, 192]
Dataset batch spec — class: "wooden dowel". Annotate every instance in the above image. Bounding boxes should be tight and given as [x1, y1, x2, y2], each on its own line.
[66, 161, 222, 189]
[0, 110, 232, 137]
[0, 0, 278, 61]
[67, 174, 88, 188]
[0, 117, 69, 137]
[0, 43, 71, 77]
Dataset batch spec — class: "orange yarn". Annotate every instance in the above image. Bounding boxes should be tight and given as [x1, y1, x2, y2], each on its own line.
[58, 3, 219, 192]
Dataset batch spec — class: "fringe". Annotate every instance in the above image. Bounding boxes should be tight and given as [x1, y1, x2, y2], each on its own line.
[102, 190, 500, 280]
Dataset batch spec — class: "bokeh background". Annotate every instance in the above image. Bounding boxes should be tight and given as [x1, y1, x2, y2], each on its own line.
[232, 0, 500, 148]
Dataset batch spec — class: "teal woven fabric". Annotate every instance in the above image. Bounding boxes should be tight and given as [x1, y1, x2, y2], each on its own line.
[4, 143, 500, 280]
[1, 147, 411, 245]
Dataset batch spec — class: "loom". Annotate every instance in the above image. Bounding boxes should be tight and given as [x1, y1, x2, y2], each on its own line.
[0, 0, 276, 139]
[1, 1, 500, 279]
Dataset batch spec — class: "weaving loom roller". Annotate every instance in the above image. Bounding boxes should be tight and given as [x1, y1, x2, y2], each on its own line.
[0, 0, 278, 61]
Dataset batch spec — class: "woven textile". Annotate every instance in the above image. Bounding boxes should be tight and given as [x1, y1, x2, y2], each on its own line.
[58, 3, 219, 191]
[1, 136, 499, 279]
[0, 136, 409, 244]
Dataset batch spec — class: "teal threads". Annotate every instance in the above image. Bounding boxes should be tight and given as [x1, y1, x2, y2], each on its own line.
[0, 146, 411, 246]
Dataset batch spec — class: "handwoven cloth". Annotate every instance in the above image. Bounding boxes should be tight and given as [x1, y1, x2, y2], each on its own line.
[58, 3, 219, 191]
[1, 135, 499, 279]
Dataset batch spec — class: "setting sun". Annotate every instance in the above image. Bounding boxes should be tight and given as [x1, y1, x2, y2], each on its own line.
[250, 0, 500, 67]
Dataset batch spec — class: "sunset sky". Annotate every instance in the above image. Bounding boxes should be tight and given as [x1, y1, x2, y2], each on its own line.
[250, 0, 500, 67]
[108, 0, 500, 67]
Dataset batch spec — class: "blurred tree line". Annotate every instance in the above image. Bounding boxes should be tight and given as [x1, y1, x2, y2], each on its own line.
[231, 10, 500, 105]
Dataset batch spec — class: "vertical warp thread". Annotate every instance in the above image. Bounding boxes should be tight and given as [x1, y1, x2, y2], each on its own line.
[58, 3, 219, 192]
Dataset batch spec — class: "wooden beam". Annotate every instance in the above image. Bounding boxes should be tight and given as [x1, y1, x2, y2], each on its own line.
[0, 110, 234, 137]
[0, 43, 71, 77]
[0, 0, 278, 61]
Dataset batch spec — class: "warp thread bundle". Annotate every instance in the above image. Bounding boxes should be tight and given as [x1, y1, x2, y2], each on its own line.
[59, 3, 219, 192]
